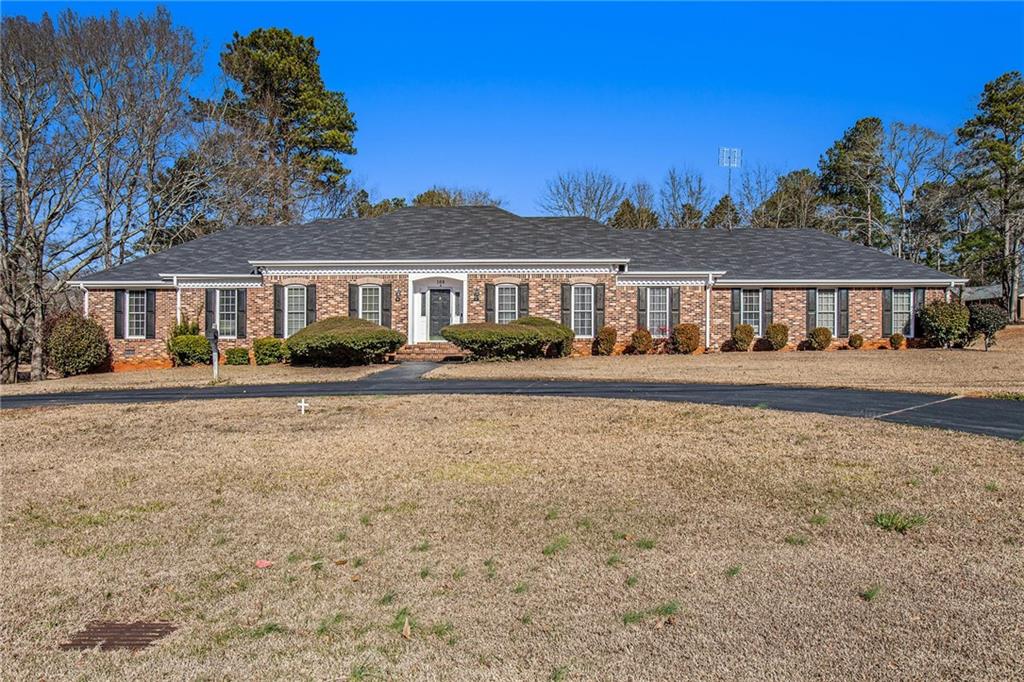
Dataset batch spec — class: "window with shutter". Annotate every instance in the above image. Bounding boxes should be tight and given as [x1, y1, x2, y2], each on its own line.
[647, 287, 670, 337]
[359, 285, 381, 325]
[571, 285, 594, 337]
[815, 289, 837, 335]
[496, 285, 518, 324]
[285, 286, 307, 337]
[740, 289, 762, 335]
[217, 289, 238, 338]
[127, 291, 147, 339]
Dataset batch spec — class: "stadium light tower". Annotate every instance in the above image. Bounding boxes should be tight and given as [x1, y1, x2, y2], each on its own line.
[718, 147, 742, 197]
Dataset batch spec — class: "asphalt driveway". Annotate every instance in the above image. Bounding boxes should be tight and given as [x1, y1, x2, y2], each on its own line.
[3, 362, 1022, 441]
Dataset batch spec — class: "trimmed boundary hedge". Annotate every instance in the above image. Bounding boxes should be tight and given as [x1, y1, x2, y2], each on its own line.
[286, 316, 405, 365]
[442, 317, 574, 360]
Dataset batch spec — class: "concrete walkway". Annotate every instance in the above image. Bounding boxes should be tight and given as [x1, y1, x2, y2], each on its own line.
[3, 362, 1022, 441]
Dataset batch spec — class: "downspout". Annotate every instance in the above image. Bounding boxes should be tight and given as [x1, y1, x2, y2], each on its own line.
[174, 276, 181, 324]
[78, 284, 89, 318]
[704, 274, 714, 350]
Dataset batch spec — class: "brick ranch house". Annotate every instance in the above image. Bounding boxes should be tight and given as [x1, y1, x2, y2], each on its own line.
[71, 206, 968, 369]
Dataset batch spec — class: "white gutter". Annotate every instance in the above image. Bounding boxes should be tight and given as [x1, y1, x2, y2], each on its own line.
[623, 270, 727, 277]
[67, 280, 173, 287]
[715, 278, 969, 287]
[247, 258, 630, 267]
[159, 273, 261, 279]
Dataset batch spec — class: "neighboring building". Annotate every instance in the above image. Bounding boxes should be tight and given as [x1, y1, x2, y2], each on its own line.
[962, 275, 1024, 320]
[71, 206, 967, 368]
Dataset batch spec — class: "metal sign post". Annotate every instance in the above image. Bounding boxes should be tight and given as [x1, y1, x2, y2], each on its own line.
[206, 327, 219, 381]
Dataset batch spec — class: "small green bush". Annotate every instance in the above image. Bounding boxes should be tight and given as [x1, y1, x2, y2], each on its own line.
[253, 337, 287, 365]
[764, 323, 789, 351]
[848, 333, 864, 349]
[968, 304, 1008, 351]
[889, 332, 905, 350]
[806, 326, 832, 351]
[168, 334, 212, 366]
[919, 300, 970, 348]
[225, 347, 250, 365]
[514, 316, 575, 357]
[670, 323, 701, 354]
[630, 328, 654, 354]
[45, 313, 109, 377]
[731, 323, 754, 351]
[288, 316, 405, 365]
[593, 325, 617, 356]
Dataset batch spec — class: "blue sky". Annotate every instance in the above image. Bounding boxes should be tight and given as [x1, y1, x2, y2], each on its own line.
[7, 2, 1022, 214]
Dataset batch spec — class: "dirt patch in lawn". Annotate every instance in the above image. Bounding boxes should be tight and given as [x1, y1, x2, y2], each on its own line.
[430, 329, 1024, 396]
[2, 396, 1021, 679]
[0, 363, 387, 397]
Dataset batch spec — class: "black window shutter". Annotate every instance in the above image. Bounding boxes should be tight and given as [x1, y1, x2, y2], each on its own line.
[595, 284, 606, 330]
[730, 288, 741, 331]
[838, 288, 849, 337]
[381, 284, 392, 327]
[205, 289, 216, 331]
[114, 289, 125, 339]
[636, 287, 647, 329]
[517, 283, 529, 318]
[237, 289, 247, 338]
[145, 289, 157, 339]
[560, 284, 571, 327]
[762, 288, 773, 328]
[306, 284, 317, 324]
[348, 284, 359, 317]
[882, 288, 893, 337]
[485, 284, 496, 323]
[805, 288, 817, 333]
[669, 287, 681, 328]
[913, 287, 925, 338]
[273, 285, 284, 338]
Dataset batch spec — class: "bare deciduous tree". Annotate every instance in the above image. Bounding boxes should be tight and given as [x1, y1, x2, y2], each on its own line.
[539, 169, 625, 224]
[658, 168, 708, 229]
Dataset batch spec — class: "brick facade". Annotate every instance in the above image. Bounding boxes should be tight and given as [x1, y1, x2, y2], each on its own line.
[86, 279, 949, 368]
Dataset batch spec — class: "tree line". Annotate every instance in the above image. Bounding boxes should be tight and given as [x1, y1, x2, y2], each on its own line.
[1, 6, 1021, 383]
[539, 77, 1022, 326]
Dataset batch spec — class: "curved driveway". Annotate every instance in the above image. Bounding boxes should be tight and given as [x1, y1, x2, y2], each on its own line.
[3, 362, 1022, 441]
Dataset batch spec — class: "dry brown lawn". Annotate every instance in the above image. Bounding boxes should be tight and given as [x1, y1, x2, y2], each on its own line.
[0, 363, 386, 397]
[430, 327, 1024, 396]
[2, 396, 1022, 680]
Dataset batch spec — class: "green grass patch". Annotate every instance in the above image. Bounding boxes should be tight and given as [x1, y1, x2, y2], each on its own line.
[377, 591, 395, 606]
[542, 535, 571, 556]
[483, 557, 497, 579]
[625, 575, 638, 587]
[725, 564, 742, 578]
[859, 584, 883, 602]
[513, 581, 528, 594]
[413, 540, 430, 552]
[810, 513, 830, 526]
[988, 391, 1024, 400]
[545, 508, 560, 521]
[984, 482, 999, 492]
[622, 601, 679, 625]
[606, 553, 622, 567]
[784, 534, 809, 546]
[315, 613, 347, 636]
[873, 512, 926, 534]
[635, 538, 656, 550]
[550, 666, 569, 681]
[250, 622, 286, 638]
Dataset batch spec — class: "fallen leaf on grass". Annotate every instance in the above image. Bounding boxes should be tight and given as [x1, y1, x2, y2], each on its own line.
[255, 560, 274, 569]
[334, 559, 348, 566]
[351, 574, 360, 582]
[402, 617, 411, 640]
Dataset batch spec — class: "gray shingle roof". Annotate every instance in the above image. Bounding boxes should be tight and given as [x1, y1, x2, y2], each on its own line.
[78, 205, 960, 283]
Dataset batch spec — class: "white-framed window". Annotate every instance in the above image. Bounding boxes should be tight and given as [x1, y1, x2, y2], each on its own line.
[359, 285, 381, 325]
[217, 289, 238, 338]
[741, 289, 762, 336]
[496, 284, 518, 324]
[647, 287, 670, 337]
[893, 289, 912, 336]
[572, 284, 594, 338]
[816, 289, 837, 335]
[285, 285, 307, 338]
[127, 290, 146, 339]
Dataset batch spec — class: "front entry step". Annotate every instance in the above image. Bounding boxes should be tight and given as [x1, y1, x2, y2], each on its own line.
[393, 343, 468, 363]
